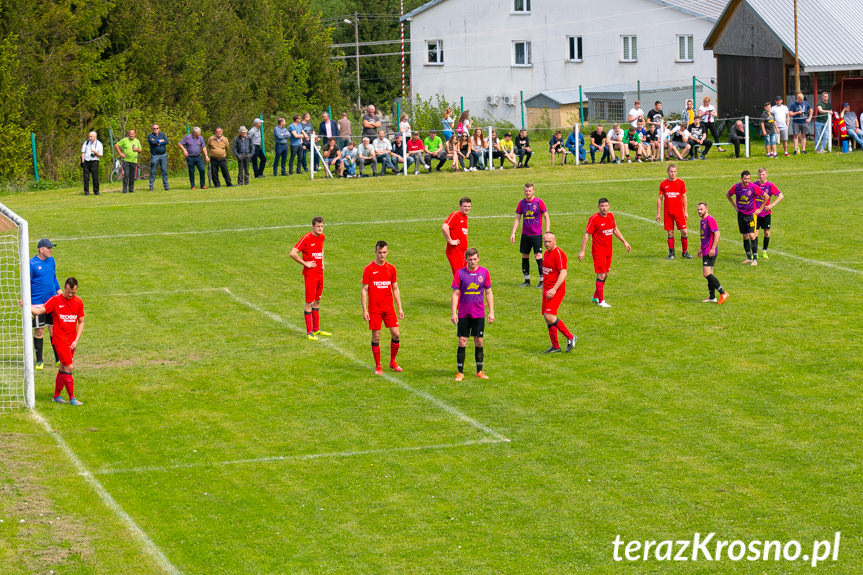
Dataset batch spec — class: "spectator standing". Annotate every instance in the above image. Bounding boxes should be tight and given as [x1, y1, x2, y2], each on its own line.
[300, 113, 314, 171]
[814, 92, 832, 153]
[772, 96, 790, 156]
[788, 91, 813, 154]
[627, 100, 644, 128]
[682, 99, 696, 126]
[441, 108, 454, 142]
[760, 102, 778, 158]
[206, 127, 233, 187]
[647, 101, 664, 128]
[80, 131, 103, 196]
[698, 96, 724, 151]
[399, 114, 412, 138]
[178, 127, 209, 189]
[147, 123, 170, 191]
[362, 105, 382, 141]
[286, 115, 303, 175]
[337, 112, 352, 149]
[114, 129, 142, 193]
[456, 110, 471, 136]
[273, 117, 289, 176]
[318, 111, 339, 142]
[232, 126, 254, 185]
[248, 118, 267, 178]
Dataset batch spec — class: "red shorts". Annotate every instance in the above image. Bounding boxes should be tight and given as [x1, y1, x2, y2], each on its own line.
[368, 309, 398, 331]
[55, 343, 75, 367]
[593, 253, 612, 274]
[446, 249, 465, 275]
[304, 273, 324, 303]
[664, 212, 687, 231]
[542, 286, 565, 315]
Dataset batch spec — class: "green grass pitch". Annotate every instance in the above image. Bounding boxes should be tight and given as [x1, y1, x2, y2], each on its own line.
[1, 151, 862, 574]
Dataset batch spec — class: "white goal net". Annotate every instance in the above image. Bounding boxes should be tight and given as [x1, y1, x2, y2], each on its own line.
[0, 203, 34, 411]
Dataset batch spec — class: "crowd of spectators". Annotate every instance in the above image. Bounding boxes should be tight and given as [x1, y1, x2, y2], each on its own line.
[81, 94, 856, 192]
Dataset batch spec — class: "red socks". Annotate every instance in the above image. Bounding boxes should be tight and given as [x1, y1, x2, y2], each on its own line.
[54, 371, 64, 398]
[681, 236, 689, 252]
[311, 308, 320, 332]
[304, 312, 313, 334]
[55, 372, 74, 399]
[390, 340, 400, 364]
[556, 319, 574, 339]
[667, 237, 674, 250]
[547, 325, 559, 349]
[371, 343, 381, 368]
[595, 280, 605, 301]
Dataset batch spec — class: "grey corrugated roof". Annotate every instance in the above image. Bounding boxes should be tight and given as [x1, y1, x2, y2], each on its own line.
[706, 0, 863, 71]
[583, 82, 692, 97]
[524, 88, 588, 107]
[402, 0, 724, 22]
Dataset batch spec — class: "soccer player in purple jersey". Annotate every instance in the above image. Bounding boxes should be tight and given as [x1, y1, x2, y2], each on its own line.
[697, 202, 728, 304]
[510, 183, 550, 287]
[726, 170, 767, 266]
[451, 248, 495, 381]
[753, 167, 785, 259]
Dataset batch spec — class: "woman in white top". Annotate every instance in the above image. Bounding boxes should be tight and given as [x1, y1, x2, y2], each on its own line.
[697, 96, 724, 151]
[470, 128, 487, 170]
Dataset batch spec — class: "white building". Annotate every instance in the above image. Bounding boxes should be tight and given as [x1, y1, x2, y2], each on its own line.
[401, 0, 726, 124]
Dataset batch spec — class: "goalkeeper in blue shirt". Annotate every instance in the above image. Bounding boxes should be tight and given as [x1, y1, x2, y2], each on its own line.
[31, 238, 61, 369]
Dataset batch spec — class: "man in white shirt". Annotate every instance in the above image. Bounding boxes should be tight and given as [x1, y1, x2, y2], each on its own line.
[80, 131, 103, 196]
[772, 96, 790, 156]
[627, 100, 644, 128]
[372, 130, 396, 175]
[356, 136, 378, 176]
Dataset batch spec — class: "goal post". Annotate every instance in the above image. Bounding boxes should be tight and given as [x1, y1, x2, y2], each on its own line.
[0, 202, 34, 411]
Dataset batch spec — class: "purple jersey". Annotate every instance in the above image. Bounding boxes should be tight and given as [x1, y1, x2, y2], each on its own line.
[452, 266, 491, 318]
[754, 180, 781, 216]
[699, 215, 719, 256]
[727, 182, 762, 215]
[516, 198, 547, 236]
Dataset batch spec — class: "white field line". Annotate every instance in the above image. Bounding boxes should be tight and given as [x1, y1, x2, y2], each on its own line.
[223, 288, 511, 443]
[94, 438, 507, 476]
[51, 212, 591, 242]
[31, 411, 182, 575]
[89, 287, 229, 298]
[54, 166, 863, 211]
[616, 211, 862, 275]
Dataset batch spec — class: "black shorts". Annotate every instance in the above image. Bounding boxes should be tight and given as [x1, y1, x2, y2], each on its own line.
[756, 213, 771, 230]
[737, 212, 756, 234]
[32, 312, 52, 330]
[702, 254, 717, 268]
[519, 234, 543, 255]
[457, 317, 485, 338]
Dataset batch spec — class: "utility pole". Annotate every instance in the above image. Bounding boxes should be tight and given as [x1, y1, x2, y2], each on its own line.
[793, 0, 800, 93]
[344, 13, 361, 111]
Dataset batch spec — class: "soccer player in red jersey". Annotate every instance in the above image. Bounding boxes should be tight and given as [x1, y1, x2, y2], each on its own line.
[441, 197, 471, 275]
[30, 277, 85, 405]
[656, 164, 691, 259]
[578, 198, 632, 308]
[362, 241, 405, 375]
[290, 216, 330, 340]
[541, 232, 577, 354]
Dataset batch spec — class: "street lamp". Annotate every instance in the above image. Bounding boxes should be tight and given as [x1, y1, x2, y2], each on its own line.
[344, 14, 361, 111]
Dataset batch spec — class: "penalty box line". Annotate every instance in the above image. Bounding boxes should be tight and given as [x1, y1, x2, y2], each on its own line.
[94, 438, 507, 476]
[31, 411, 183, 575]
[222, 288, 511, 444]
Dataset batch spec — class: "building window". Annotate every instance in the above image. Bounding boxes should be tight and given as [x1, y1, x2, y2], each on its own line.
[426, 40, 443, 65]
[513, 41, 532, 66]
[621, 35, 637, 62]
[677, 35, 694, 62]
[591, 99, 625, 122]
[513, 0, 531, 13]
[567, 36, 583, 62]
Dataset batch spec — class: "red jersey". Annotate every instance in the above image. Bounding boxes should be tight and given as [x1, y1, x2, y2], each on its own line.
[542, 246, 568, 289]
[407, 138, 424, 153]
[43, 294, 84, 346]
[444, 211, 468, 255]
[659, 178, 687, 214]
[585, 212, 616, 255]
[362, 261, 397, 313]
[293, 232, 325, 276]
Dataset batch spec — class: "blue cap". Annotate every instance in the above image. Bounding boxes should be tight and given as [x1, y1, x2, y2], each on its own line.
[37, 238, 55, 249]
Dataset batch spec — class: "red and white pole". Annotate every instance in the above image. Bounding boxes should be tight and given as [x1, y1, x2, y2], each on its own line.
[400, 0, 405, 99]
